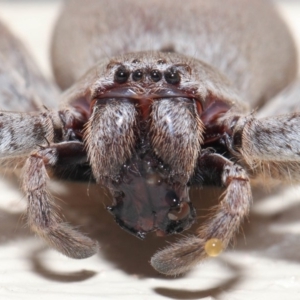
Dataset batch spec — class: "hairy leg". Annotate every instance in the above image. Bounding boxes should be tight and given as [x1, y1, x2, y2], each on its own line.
[22, 141, 98, 258]
[227, 110, 300, 182]
[0, 111, 61, 157]
[0, 19, 58, 112]
[151, 152, 251, 275]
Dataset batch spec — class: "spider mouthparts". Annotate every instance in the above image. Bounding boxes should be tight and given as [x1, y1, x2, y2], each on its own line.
[107, 206, 147, 240]
[106, 151, 196, 239]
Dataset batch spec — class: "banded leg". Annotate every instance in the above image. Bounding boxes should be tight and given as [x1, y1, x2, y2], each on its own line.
[151, 152, 251, 275]
[22, 141, 98, 258]
[0, 111, 63, 158]
[230, 111, 300, 182]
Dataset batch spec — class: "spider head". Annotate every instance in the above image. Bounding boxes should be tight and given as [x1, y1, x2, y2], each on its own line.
[81, 52, 237, 239]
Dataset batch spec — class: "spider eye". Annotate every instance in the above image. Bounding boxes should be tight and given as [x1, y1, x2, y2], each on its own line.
[157, 59, 166, 65]
[165, 190, 180, 208]
[114, 66, 130, 84]
[164, 68, 180, 84]
[150, 69, 162, 82]
[132, 69, 143, 81]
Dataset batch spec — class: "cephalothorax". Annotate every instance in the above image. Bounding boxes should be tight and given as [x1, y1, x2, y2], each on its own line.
[0, 0, 299, 276]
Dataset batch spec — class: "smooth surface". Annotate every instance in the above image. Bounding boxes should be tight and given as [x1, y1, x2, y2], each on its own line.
[0, 1, 299, 299]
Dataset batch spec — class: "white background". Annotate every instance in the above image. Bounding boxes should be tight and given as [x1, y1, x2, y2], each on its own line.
[0, 1, 299, 299]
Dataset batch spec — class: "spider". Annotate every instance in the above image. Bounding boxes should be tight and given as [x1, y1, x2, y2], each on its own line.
[0, 0, 299, 276]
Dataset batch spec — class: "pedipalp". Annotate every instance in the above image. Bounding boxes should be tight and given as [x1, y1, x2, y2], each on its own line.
[22, 141, 98, 258]
[151, 152, 251, 275]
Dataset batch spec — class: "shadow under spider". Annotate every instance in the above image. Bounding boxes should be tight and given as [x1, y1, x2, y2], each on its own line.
[30, 247, 97, 282]
[0, 173, 300, 289]
[154, 259, 243, 300]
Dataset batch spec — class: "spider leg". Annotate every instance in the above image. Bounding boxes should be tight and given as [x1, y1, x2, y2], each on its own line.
[258, 79, 300, 117]
[22, 141, 98, 258]
[151, 152, 251, 275]
[0, 111, 62, 158]
[228, 110, 300, 182]
[0, 19, 59, 112]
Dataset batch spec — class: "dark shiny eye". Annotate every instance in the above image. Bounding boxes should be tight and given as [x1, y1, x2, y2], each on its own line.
[165, 190, 180, 208]
[164, 68, 180, 84]
[114, 66, 130, 84]
[157, 59, 166, 65]
[132, 59, 140, 64]
[150, 69, 162, 82]
[132, 69, 143, 81]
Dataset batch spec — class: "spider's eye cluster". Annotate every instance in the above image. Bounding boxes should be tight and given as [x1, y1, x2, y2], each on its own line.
[132, 69, 143, 81]
[150, 69, 162, 82]
[113, 65, 181, 85]
[114, 66, 130, 83]
[164, 68, 181, 84]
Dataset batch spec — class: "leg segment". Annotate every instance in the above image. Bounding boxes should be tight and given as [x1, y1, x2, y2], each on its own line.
[0, 19, 59, 112]
[258, 79, 300, 117]
[229, 112, 300, 182]
[0, 111, 62, 157]
[151, 152, 251, 275]
[22, 141, 98, 258]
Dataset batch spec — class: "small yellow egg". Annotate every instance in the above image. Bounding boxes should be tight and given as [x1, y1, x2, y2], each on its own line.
[204, 238, 224, 257]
